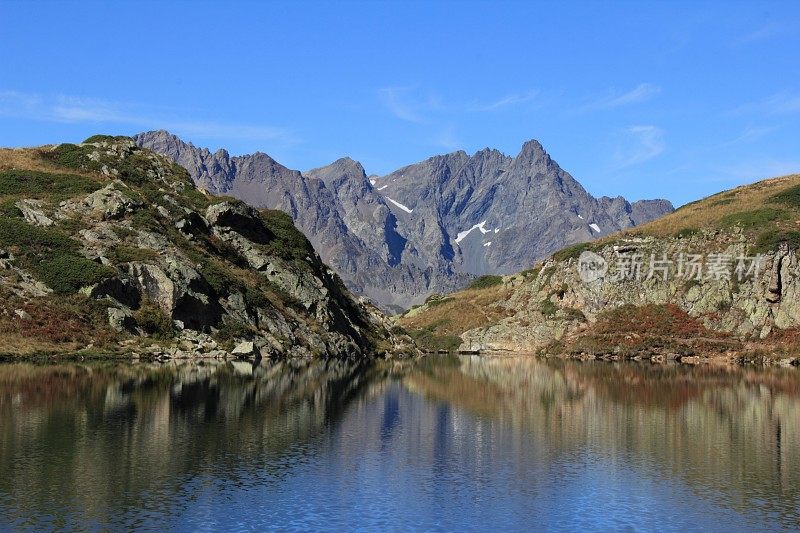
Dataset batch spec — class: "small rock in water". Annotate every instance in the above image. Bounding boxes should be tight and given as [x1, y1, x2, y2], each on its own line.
[231, 340, 259, 358]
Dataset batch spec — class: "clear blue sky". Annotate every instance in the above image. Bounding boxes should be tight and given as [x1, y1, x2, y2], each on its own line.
[2, 1, 799, 205]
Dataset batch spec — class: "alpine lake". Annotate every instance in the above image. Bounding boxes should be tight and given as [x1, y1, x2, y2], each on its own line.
[0, 354, 798, 531]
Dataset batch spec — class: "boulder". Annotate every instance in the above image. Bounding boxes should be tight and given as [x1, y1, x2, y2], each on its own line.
[125, 262, 175, 312]
[175, 212, 209, 237]
[124, 260, 223, 331]
[107, 307, 136, 333]
[205, 201, 273, 244]
[83, 276, 142, 308]
[67, 181, 142, 220]
[15, 199, 55, 227]
[231, 340, 260, 359]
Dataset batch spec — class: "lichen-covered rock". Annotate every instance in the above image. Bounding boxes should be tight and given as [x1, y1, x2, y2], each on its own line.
[61, 180, 141, 220]
[107, 307, 136, 333]
[456, 231, 800, 355]
[15, 199, 55, 227]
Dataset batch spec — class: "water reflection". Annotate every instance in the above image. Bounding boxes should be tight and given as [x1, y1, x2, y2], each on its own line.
[0, 356, 798, 531]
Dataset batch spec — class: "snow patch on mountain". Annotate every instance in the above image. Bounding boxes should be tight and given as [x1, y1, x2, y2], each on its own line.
[455, 221, 491, 244]
[386, 197, 413, 214]
[589, 223, 601, 233]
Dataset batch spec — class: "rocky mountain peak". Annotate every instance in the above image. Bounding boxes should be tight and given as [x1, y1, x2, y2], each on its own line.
[137, 131, 674, 312]
[516, 139, 548, 163]
[307, 157, 368, 185]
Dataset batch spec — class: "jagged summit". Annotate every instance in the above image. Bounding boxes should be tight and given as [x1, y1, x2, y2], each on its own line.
[137, 130, 674, 311]
[307, 157, 368, 185]
[516, 138, 548, 162]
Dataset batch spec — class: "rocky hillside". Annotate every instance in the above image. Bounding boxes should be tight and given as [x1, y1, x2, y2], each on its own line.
[400, 173, 800, 364]
[0, 135, 416, 358]
[135, 130, 673, 312]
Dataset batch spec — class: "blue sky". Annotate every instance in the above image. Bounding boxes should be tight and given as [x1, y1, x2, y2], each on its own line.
[1, 0, 799, 206]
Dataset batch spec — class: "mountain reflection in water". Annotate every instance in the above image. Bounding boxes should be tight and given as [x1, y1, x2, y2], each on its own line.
[0, 356, 798, 531]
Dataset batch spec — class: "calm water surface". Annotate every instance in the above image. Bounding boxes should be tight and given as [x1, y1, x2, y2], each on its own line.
[0, 355, 798, 531]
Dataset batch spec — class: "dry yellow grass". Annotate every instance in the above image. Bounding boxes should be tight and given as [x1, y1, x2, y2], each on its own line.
[613, 173, 800, 239]
[0, 334, 85, 356]
[0, 146, 98, 179]
[399, 285, 514, 338]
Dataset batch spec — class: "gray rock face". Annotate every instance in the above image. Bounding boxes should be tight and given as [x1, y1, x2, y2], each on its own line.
[136, 131, 673, 312]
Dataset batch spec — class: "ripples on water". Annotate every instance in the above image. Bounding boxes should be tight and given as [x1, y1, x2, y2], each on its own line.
[0, 356, 798, 531]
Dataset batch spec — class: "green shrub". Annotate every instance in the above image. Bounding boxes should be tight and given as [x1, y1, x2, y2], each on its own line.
[768, 184, 800, 208]
[427, 297, 454, 307]
[133, 300, 173, 339]
[552, 241, 594, 262]
[468, 274, 503, 290]
[754, 230, 800, 254]
[0, 169, 100, 199]
[0, 215, 113, 293]
[40, 142, 156, 186]
[215, 318, 257, 348]
[540, 298, 558, 317]
[83, 134, 129, 144]
[719, 208, 787, 229]
[562, 307, 586, 321]
[259, 208, 316, 261]
[520, 266, 542, 278]
[674, 227, 700, 239]
[40, 143, 101, 171]
[0, 216, 76, 253]
[243, 285, 270, 309]
[32, 254, 114, 294]
[107, 245, 159, 264]
[408, 328, 462, 352]
[0, 199, 21, 218]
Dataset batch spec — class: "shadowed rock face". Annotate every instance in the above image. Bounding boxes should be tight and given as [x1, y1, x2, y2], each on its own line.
[136, 131, 673, 312]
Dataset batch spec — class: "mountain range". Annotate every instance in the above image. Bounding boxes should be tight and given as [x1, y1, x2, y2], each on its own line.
[135, 130, 673, 312]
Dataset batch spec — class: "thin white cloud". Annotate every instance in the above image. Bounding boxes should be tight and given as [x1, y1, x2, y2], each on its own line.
[378, 86, 426, 124]
[722, 125, 777, 146]
[432, 125, 461, 151]
[472, 90, 538, 112]
[614, 125, 665, 168]
[575, 83, 660, 113]
[0, 90, 296, 143]
[720, 158, 800, 181]
[734, 92, 800, 115]
[738, 22, 793, 45]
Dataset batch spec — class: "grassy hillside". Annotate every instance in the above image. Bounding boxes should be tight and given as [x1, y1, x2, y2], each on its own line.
[400, 172, 800, 361]
[621, 173, 800, 251]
